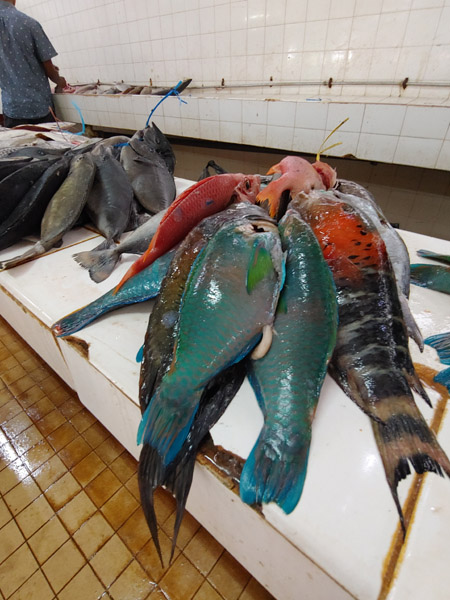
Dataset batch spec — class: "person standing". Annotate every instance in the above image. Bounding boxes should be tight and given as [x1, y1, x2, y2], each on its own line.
[0, 0, 67, 127]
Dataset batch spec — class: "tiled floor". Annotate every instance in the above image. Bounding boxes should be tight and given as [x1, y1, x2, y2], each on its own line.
[0, 317, 274, 600]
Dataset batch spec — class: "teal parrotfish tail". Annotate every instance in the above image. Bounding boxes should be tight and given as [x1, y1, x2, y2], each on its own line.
[425, 331, 450, 392]
[51, 249, 176, 337]
[416, 249, 450, 265]
[137, 214, 284, 469]
[240, 208, 338, 514]
[137, 203, 280, 564]
[410, 264, 450, 295]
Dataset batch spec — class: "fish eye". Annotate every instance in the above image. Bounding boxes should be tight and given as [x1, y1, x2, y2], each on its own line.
[245, 179, 251, 190]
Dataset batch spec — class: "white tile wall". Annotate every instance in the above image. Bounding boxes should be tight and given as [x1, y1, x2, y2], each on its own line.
[11, 1, 450, 169]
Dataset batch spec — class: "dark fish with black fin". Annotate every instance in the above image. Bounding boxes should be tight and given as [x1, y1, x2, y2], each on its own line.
[84, 147, 133, 250]
[2, 146, 66, 160]
[120, 144, 176, 214]
[0, 158, 59, 224]
[90, 135, 130, 160]
[292, 189, 450, 535]
[0, 158, 34, 181]
[0, 154, 96, 270]
[0, 155, 72, 252]
[73, 208, 167, 283]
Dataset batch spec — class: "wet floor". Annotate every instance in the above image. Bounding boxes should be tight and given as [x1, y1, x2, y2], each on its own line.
[171, 140, 450, 242]
[0, 317, 274, 600]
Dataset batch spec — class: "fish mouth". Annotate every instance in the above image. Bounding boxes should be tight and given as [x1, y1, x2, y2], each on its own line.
[238, 219, 278, 234]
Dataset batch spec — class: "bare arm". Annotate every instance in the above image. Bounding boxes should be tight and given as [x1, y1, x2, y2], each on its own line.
[42, 59, 67, 90]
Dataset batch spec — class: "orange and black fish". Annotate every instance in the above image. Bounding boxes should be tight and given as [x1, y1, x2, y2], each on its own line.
[291, 189, 450, 533]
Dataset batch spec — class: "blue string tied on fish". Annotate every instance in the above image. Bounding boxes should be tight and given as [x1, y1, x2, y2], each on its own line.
[145, 80, 188, 128]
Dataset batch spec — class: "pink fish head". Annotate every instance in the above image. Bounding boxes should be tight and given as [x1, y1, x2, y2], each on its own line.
[313, 160, 337, 189]
[232, 174, 261, 204]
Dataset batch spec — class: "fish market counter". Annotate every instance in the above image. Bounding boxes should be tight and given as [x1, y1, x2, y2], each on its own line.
[1, 187, 449, 600]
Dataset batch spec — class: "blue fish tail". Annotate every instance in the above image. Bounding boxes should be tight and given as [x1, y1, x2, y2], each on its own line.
[240, 428, 310, 514]
[435, 367, 450, 391]
[425, 332, 450, 365]
[137, 389, 201, 467]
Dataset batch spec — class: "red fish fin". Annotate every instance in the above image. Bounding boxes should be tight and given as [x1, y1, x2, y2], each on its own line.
[256, 181, 285, 218]
[266, 162, 282, 175]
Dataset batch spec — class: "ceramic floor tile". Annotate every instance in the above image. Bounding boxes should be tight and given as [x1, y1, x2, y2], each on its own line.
[71, 451, 105, 487]
[96, 436, 125, 465]
[69, 407, 96, 434]
[57, 490, 97, 534]
[109, 451, 137, 484]
[15, 494, 54, 539]
[0, 457, 29, 494]
[35, 408, 66, 437]
[21, 439, 54, 472]
[0, 520, 25, 563]
[82, 421, 111, 449]
[136, 532, 181, 583]
[10, 424, 44, 456]
[58, 436, 92, 469]
[42, 538, 85, 593]
[0, 497, 11, 528]
[28, 514, 69, 563]
[1, 411, 33, 439]
[24, 397, 55, 423]
[57, 564, 105, 600]
[90, 535, 133, 587]
[85, 468, 122, 508]
[73, 511, 114, 559]
[117, 508, 152, 554]
[101, 486, 140, 531]
[240, 578, 276, 600]
[8, 569, 54, 600]
[161, 510, 201, 552]
[208, 551, 252, 600]
[46, 422, 79, 452]
[4, 474, 41, 515]
[0, 543, 39, 598]
[159, 555, 204, 600]
[32, 454, 66, 491]
[192, 581, 223, 600]
[108, 560, 156, 600]
[184, 528, 224, 576]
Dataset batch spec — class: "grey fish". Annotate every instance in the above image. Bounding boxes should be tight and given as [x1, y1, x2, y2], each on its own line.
[73, 208, 167, 283]
[0, 158, 59, 224]
[0, 158, 34, 181]
[0, 146, 66, 160]
[0, 156, 72, 252]
[0, 154, 96, 270]
[91, 135, 130, 160]
[84, 147, 133, 249]
[130, 123, 176, 175]
[120, 144, 176, 214]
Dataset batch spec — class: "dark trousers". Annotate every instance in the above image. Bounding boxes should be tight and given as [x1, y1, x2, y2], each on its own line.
[3, 112, 55, 128]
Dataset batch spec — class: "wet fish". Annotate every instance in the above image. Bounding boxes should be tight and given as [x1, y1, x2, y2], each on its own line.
[291, 189, 450, 533]
[90, 135, 130, 160]
[0, 158, 59, 224]
[240, 208, 338, 514]
[335, 181, 423, 350]
[52, 249, 176, 337]
[137, 205, 282, 560]
[84, 147, 133, 249]
[410, 264, 450, 294]
[115, 173, 261, 291]
[73, 209, 167, 283]
[120, 143, 176, 214]
[416, 249, 450, 265]
[256, 156, 326, 218]
[0, 158, 34, 181]
[0, 155, 72, 252]
[0, 154, 96, 270]
[130, 123, 176, 175]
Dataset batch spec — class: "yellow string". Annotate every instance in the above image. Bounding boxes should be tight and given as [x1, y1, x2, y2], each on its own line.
[316, 117, 349, 161]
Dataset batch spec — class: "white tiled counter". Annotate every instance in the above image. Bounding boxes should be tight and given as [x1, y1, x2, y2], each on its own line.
[53, 92, 450, 171]
[1, 183, 449, 600]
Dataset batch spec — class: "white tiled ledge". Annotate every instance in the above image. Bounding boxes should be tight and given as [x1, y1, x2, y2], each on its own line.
[54, 92, 450, 171]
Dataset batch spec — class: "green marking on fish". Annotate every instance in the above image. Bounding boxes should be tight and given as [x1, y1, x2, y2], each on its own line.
[276, 294, 288, 314]
[246, 241, 274, 294]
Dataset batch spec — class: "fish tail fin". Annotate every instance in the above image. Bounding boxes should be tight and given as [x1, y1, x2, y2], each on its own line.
[256, 181, 284, 218]
[138, 443, 165, 566]
[371, 396, 450, 534]
[405, 369, 432, 407]
[138, 388, 201, 467]
[434, 367, 450, 391]
[0, 241, 46, 271]
[425, 332, 450, 365]
[240, 427, 310, 514]
[165, 453, 197, 564]
[73, 246, 119, 283]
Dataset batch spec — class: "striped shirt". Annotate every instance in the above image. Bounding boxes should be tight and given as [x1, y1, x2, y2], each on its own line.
[0, 0, 57, 119]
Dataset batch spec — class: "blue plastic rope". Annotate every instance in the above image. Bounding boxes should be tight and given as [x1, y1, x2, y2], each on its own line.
[145, 80, 188, 127]
[70, 100, 86, 135]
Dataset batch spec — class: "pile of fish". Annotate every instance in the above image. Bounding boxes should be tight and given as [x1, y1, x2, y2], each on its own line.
[0, 122, 177, 271]
[64, 78, 192, 97]
[47, 152, 450, 564]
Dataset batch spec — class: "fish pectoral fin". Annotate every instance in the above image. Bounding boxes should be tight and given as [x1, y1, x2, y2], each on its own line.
[251, 325, 273, 360]
[246, 242, 275, 294]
